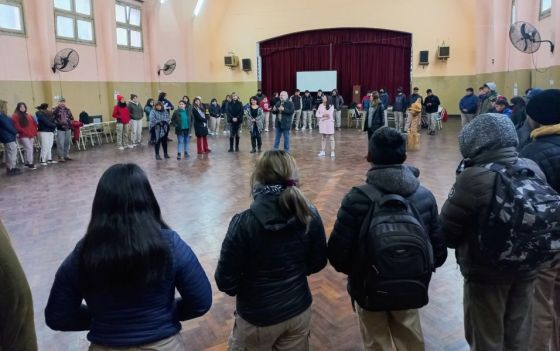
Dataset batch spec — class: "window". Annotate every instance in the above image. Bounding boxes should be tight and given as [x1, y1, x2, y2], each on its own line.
[540, 0, 552, 19]
[511, 0, 517, 25]
[115, 2, 142, 50]
[54, 0, 94, 43]
[0, 0, 24, 35]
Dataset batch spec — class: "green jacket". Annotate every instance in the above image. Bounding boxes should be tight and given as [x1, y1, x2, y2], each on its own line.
[171, 108, 193, 135]
[478, 91, 497, 115]
[127, 102, 144, 121]
[0, 219, 37, 351]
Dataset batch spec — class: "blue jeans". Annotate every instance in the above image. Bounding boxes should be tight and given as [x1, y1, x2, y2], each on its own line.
[176, 130, 190, 154]
[274, 128, 290, 150]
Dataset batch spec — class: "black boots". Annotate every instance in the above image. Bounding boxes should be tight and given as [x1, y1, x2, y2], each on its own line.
[235, 136, 240, 152]
[228, 137, 234, 152]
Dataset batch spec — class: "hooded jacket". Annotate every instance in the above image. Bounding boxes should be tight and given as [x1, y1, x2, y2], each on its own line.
[112, 103, 131, 124]
[215, 191, 327, 326]
[0, 113, 17, 143]
[328, 165, 447, 306]
[520, 126, 560, 192]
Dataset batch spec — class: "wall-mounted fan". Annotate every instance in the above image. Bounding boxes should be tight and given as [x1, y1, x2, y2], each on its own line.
[51, 48, 80, 73]
[509, 21, 555, 54]
[157, 59, 176, 76]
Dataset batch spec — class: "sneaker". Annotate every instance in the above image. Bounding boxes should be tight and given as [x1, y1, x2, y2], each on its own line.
[126, 145, 134, 149]
[318, 151, 326, 157]
[26, 164, 37, 170]
[48, 159, 58, 164]
[7, 168, 22, 176]
[264, 129, 269, 132]
[250, 149, 256, 154]
[58, 157, 66, 163]
[118, 146, 125, 150]
[295, 127, 300, 131]
[331, 152, 336, 158]
[302, 127, 307, 130]
[164, 154, 170, 159]
[228, 149, 233, 152]
[41, 162, 48, 166]
[177, 153, 181, 160]
[184, 152, 190, 158]
[64, 156, 72, 161]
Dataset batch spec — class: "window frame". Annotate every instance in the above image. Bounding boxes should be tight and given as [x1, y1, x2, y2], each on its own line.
[115, 1, 143, 51]
[54, 0, 95, 44]
[539, 0, 552, 19]
[0, 0, 25, 36]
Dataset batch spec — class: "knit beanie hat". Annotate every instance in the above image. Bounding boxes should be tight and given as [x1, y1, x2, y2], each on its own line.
[369, 127, 406, 165]
[484, 82, 497, 91]
[459, 113, 518, 158]
[117, 95, 124, 102]
[526, 89, 560, 125]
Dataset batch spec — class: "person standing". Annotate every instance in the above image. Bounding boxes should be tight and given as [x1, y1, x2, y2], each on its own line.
[158, 91, 174, 114]
[459, 88, 478, 127]
[301, 90, 314, 130]
[112, 95, 132, 150]
[259, 95, 272, 132]
[329, 127, 447, 351]
[379, 88, 390, 127]
[407, 99, 422, 151]
[405, 87, 423, 132]
[519, 89, 560, 351]
[171, 100, 192, 160]
[441, 114, 544, 351]
[36, 103, 57, 165]
[221, 94, 232, 135]
[149, 101, 171, 160]
[270, 92, 280, 131]
[0, 100, 21, 175]
[491, 96, 512, 117]
[478, 82, 498, 115]
[52, 97, 74, 162]
[424, 89, 440, 135]
[209, 98, 221, 136]
[393, 88, 408, 132]
[329, 89, 344, 130]
[255, 89, 264, 103]
[45, 163, 212, 350]
[192, 97, 210, 155]
[215, 150, 327, 351]
[246, 96, 264, 153]
[12, 102, 38, 169]
[290, 89, 303, 130]
[272, 91, 295, 151]
[408, 87, 423, 106]
[227, 94, 244, 152]
[128, 94, 144, 145]
[144, 98, 155, 145]
[316, 95, 335, 158]
[363, 92, 385, 142]
[0, 219, 38, 351]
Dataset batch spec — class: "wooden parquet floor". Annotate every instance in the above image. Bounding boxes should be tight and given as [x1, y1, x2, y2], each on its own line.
[0, 119, 469, 351]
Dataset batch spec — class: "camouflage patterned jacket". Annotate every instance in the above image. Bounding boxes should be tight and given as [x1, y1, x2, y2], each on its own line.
[440, 147, 545, 283]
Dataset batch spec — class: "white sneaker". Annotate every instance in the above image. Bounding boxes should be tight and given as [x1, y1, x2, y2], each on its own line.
[302, 127, 307, 130]
[318, 151, 326, 157]
[331, 152, 335, 158]
[265, 129, 269, 132]
[295, 127, 300, 131]
[126, 144, 134, 149]
[118, 146, 125, 150]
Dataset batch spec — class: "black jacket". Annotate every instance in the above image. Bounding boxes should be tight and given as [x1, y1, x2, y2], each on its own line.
[273, 100, 295, 130]
[215, 193, 327, 326]
[270, 97, 280, 114]
[363, 103, 385, 133]
[328, 165, 447, 303]
[441, 147, 543, 283]
[192, 106, 209, 137]
[291, 95, 302, 110]
[520, 134, 560, 192]
[302, 95, 313, 111]
[313, 95, 323, 110]
[424, 95, 440, 114]
[0, 113, 17, 143]
[227, 100, 244, 126]
[37, 111, 57, 133]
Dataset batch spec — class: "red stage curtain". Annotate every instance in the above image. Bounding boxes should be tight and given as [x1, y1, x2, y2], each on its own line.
[260, 28, 412, 103]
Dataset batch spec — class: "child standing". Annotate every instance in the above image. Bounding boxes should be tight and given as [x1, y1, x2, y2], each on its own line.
[12, 102, 38, 169]
[112, 95, 132, 150]
[246, 96, 264, 153]
[259, 95, 271, 132]
[192, 97, 210, 154]
[316, 95, 335, 158]
[171, 100, 192, 159]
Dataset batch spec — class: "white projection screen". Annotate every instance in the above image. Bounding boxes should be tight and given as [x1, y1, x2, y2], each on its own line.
[296, 71, 337, 92]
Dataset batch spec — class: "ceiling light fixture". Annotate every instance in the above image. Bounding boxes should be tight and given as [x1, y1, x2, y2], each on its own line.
[193, 0, 205, 16]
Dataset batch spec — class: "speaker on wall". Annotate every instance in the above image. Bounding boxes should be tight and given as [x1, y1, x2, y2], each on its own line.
[419, 50, 429, 65]
[438, 46, 450, 59]
[242, 58, 252, 71]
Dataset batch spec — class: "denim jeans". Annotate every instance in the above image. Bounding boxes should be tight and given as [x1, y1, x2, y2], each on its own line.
[274, 128, 290, 150]
[176, 129, 190, 154]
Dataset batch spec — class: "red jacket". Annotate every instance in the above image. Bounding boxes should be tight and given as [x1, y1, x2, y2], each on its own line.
[112, 105, 131, 124]
[11, 113, 38, 138]
[259, 100, 271, 112]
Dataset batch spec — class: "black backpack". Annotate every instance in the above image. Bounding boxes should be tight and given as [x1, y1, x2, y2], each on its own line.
[353, 184, 434, 311]
[478, 162, 560, 271]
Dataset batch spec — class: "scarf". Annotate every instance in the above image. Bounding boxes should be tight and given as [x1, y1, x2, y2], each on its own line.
[252, 184, 284, 198]
[531, 124, 560, 139]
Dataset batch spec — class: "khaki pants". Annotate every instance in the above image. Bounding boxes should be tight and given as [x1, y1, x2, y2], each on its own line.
[89, 333, 185, 351]
[530, 257, 560, 351]
[228, 307, 311, 351]
[335, 110, 341, 128]
[301, 110, 313, 129]
[263, 112, 270, 131]
[355, 303, 424, 351]
[19, 137, 34, 164]
[293, 110, 302, 129]
[464, 279, 534, 351]
[3, 142, 17, 169]
[130, 119, 143, 144]
[116, 123, 131, 147]
[461, 113, 475, 127]
[394, 111, 405, 132]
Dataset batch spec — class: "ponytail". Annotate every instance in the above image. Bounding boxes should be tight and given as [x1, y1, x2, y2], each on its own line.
[279, 186, 312, 226]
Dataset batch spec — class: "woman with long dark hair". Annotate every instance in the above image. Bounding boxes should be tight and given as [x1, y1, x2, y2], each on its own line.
[215, 150, 327, 350]
[245, 96, 264, 153]
[144, 98, 155, 145]
[192, 97, 210, 154]
[45, 163, 212, 350]
[11, 102, 38, 169]
[316, 94, 335, 157]
[149, 101, 171, 160]
[221, 94, 232, 135]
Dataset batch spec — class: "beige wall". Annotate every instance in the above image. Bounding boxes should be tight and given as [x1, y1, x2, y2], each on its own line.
[0, 0, 558, 116]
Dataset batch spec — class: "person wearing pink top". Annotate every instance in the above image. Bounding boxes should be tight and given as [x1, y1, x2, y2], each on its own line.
[316, 95, 335, 158]
[259, 95, 272, 132]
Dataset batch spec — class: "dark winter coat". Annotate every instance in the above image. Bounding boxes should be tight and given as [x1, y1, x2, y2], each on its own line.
[328, 165, 447, 305]
[192, 106, 209, 137]
[45, 229, 212, 348]
[227, 100, 244, 126]
[209, 104, 221, 117]
[424, 95, 440, 114]
[329, 95, 344, 111]
[394, 93, 407, 112]
[520, 133, 560, 192]
[274, 100, 295, 130]
[171, 108, 193, 135]
[363, 103, 385, 133]
[440, 147, 544, 283]
[459, 94, 478, 114]
[37, 110, 57, 133]
[215, 192, 327, 327]
[302, 95, 313, 111]
[0, 112, 18, 143]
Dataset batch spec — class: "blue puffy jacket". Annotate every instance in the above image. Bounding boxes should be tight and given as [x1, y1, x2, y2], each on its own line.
[0, 113, 17, 143]
[45, 229, 212, 348]
[459, 94, 478, 114]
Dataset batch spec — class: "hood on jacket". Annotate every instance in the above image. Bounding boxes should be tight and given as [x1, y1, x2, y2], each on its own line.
[366, 164, 420, 197]
[459, 113, 518, 159]
[250, 194, 300, 232]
